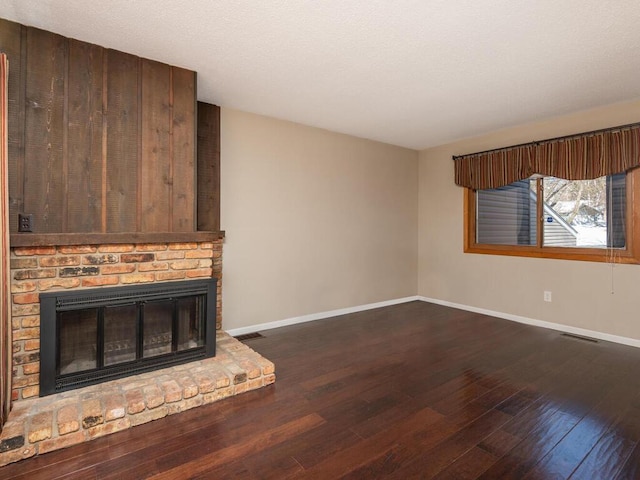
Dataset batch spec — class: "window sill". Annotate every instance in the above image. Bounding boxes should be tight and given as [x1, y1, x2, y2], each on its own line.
[465, 243, 640, 264]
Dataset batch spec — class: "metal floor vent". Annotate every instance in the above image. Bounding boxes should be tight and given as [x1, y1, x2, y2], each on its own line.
[560, 332, 599, 343]
[234, 332, 264, 342]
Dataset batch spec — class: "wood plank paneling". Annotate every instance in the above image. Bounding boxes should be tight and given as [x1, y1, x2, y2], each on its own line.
[197, 102, 220, 231]
[171, 67, 196, 232]
[24, 27, 66, 233]
[0, 19, 217, 240]
[0, 19, 26, 234]
[66, 39, 103, 232]
[105, 49, 139, 232]
[140, 59, 171, 232]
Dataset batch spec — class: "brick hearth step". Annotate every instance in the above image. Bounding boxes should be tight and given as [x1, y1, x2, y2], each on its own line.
[0, 332, 275, 466]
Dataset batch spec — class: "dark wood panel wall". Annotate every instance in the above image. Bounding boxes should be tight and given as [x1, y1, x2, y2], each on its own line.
[0, 20, 25, 235]
[197, 102, 221, 231]
[0, 18, 220, 239]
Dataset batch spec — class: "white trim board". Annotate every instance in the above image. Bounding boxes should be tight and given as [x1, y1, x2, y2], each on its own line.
[418, 296, 640, 349]
[225, 296, 422, 337]
[226, 295, 640, 350]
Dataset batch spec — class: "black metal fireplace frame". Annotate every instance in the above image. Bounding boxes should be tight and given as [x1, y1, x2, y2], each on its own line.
[39, 279, 216, 396]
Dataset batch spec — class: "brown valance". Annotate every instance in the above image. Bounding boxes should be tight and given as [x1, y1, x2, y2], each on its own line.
[454, 123, 640, 190]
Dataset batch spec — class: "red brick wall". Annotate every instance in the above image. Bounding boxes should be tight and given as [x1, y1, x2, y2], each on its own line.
[9, 240, 223, 401]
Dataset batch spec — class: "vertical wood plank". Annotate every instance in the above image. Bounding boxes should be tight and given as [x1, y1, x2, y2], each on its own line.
[0, 19, 26, 234]
[2, 17, 201, 237]
[0, 52, 10, 426]
[137, 58, 142, 231]
[61, 36, 69, 232]
[24, 27, 66, 233]
[66, 40, 104, 232]
[140, 58, 171, 232]
[171, 67, 196, 232]
[105, 49, 138, 232]
[196, 102, 220, 231]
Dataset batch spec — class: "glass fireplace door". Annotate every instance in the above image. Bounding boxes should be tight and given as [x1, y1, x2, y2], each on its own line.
[40, 279, 216, 396]
[58, 308, 98, 375]
[103, 304, 137, 366]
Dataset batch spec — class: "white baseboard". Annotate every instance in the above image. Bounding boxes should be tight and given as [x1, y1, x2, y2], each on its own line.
[225, 296, 422, 337]
[226, 294, 640, 350]
[418, 296, 640, 349]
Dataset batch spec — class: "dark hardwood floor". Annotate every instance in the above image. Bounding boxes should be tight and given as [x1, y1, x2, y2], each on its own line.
[4, 300, 640, 479]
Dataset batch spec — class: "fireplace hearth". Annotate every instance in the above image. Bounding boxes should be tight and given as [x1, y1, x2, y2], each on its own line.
[39, 279, 217, 396]
[2, 241, 277, 467]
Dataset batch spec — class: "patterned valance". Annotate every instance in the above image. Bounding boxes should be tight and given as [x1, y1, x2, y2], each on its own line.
[454, 123, 640, 190]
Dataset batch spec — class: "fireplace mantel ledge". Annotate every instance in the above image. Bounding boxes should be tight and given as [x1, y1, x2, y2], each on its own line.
[10, 231, 225, 247]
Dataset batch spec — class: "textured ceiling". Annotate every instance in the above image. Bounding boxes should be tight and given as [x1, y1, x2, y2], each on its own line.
[2, 0, 640, 150]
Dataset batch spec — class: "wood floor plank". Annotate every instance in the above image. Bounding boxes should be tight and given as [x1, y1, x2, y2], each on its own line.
[570, 431, 635, 480]
[523, 378, 640, 480]
[150, 413, 325, 479]
[350, 395, 424, 439]
[390, 408, 514, 478]
[612, 441, 640, 480]
[4, 301, 640, 479]
[247, 421, 361, 471]
[2, 440, 110, 480]
[477, 357, 614, 480]
[478, 427, 522, 457]
[477, 409, 582, 479]
[298, 406, 446, 479]
[431, 446, 498, 480]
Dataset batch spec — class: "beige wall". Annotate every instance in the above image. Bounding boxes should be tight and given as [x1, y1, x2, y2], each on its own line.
[419, 99, 640, 341]
[220, 109, 419, 330]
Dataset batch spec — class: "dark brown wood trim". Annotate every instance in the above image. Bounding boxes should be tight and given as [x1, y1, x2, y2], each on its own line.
[10, 231, 225, 247]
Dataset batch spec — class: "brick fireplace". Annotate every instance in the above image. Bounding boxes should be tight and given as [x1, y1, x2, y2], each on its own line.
[0, 330, 275, 466]
[0, 239, 276, 466]
[0, 18, 271, 466]
[10, 240, 223, 401]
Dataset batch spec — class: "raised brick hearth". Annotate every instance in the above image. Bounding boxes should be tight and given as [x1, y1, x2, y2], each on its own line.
[0, 332, 275, 466]
[2, 239, 276, 466]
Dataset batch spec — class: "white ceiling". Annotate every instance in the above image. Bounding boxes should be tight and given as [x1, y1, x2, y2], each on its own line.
[2, 0, 640, 150]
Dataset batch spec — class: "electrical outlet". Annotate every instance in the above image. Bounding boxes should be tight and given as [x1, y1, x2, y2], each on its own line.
[18, 213, 33, 232]
[544, 291, 552, 302]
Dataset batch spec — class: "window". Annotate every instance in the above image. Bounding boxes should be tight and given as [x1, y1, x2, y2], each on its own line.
[464, 169, 640, 263]
[455, 122, 640, 263]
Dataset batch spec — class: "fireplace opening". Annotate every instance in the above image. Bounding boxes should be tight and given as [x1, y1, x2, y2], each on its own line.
[39, 279, 216, 396]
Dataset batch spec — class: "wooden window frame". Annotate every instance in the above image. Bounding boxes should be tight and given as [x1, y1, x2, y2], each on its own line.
[464, 169, 640, 264]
